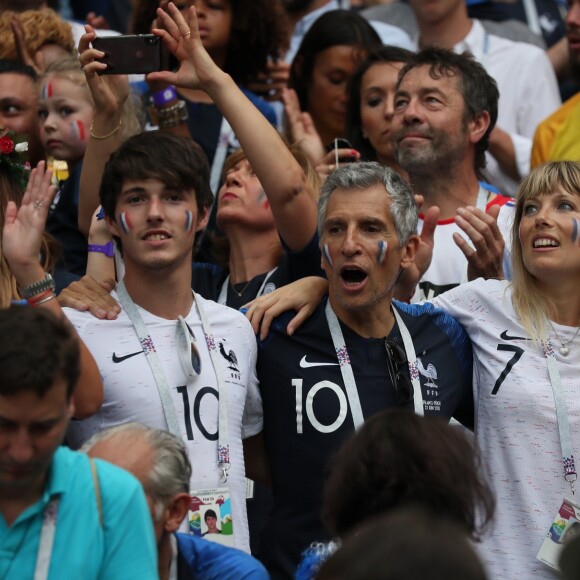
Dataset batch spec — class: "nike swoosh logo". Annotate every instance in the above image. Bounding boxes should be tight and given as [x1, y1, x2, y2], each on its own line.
[299, 355, 339, 368]
[112, 350, 143, 363]
[500, 331, 530, 341]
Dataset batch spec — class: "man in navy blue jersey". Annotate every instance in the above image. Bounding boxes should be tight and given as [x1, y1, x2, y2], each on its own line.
[256, 162, 474, 579]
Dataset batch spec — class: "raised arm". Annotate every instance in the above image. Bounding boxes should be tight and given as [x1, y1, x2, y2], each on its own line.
[148, 3, 319, 252]
[3, 163, 103, 418]
[77, 25, 130, 237]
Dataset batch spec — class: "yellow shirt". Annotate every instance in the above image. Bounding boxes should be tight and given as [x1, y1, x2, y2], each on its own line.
[531, 92, 580, 168]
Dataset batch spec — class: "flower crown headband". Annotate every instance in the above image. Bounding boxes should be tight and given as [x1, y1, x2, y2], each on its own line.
[0, 131, 30, 191]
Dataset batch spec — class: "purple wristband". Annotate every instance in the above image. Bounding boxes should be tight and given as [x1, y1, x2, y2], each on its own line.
[88, 241, 115, 257]
[152, 86, 178, 107]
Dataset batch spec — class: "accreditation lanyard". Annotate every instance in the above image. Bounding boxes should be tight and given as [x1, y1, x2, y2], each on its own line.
[542, 338, 578, 495]
[217, 268, 278, 306]
[325, 302, 424, 430]
[459, 186, 491, 286]
[33, 498, 59, 580]
[116, 282, 232, 481]
[210, 117, 234, 195]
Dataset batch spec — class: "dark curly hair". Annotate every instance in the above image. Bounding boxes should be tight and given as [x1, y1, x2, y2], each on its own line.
[322, 409, 495, 541]
[346, 46, 414, 163]
[131, 0, 289, 85]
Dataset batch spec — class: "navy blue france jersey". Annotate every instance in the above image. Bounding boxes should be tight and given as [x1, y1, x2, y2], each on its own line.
[256, 298, 473, 579]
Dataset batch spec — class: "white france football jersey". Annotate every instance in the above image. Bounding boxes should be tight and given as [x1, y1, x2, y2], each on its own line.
[65, 293, 263, 553]
[434, 279, 580, 579]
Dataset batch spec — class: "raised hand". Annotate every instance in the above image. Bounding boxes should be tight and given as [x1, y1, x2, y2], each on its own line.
[453, 204, 505, 281]
[2, 162, 56, 282]
[282, 88, 326, 166]
[148, 2, 223, 92]
[78, 25, 129, 117]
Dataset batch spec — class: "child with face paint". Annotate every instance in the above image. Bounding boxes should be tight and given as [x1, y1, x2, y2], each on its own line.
[39, 57, 141, 277]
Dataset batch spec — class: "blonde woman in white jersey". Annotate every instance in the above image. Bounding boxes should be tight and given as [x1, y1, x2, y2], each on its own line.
[432, 161, 580, 579]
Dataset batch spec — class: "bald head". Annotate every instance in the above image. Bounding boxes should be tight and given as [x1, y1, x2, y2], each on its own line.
[87, 431, 155, 490]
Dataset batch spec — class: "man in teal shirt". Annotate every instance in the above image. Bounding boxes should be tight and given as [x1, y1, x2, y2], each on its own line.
[0, 306, 158, 579]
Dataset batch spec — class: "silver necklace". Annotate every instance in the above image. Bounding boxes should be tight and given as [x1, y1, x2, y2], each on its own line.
[549, 320, 580, 357]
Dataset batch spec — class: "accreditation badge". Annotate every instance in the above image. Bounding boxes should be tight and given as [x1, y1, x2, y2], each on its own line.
[188, 487, 234, 547]
[537, 498, 580, 571]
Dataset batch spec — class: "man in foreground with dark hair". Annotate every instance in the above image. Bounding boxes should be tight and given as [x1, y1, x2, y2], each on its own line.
[0, 306, 157, 579]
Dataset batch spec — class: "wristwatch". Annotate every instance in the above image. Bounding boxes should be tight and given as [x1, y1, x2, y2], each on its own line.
[20, 272, 55, 299]
[88, 241, 115, 257]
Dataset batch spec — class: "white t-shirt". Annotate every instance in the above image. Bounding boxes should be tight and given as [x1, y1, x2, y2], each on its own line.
[413, 195, 515, 302]
[453, 20, 561, 195]
[434, 279, 580, 579]
[65, 293, 263, 553]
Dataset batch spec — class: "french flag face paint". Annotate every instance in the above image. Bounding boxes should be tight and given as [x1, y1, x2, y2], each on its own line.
[572, 218, 580, 247]
[322, 243, 333, 268]
[119, 212, 132, 234]
[70, 120, 86, 142]
[185, 209, 194, 234]
[377, 240, 388, 264]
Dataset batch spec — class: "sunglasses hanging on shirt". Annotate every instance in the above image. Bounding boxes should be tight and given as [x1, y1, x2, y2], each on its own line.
[177, 315, 202, 379]
[384, 339, 414, 405]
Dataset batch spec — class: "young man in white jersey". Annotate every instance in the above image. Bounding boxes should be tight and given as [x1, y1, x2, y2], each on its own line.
[391, 47, 516, 301]
[64, 131, 263, 553]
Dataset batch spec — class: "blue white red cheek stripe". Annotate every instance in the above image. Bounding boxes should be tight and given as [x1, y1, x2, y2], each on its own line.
[119, 212, 131, 233]
[322, 244, 333, 268]
[71, 120, 86, 142]
[572, 218, 580, 246]
[377, 240, 388, 264]
[185, 209, 193, 233]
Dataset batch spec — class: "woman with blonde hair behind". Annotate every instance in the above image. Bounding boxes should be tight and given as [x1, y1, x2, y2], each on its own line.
[432, 161, 580, 579]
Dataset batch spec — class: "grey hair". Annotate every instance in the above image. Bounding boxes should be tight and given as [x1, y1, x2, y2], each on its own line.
[82, 423, 191, 518]
[317, 162, 418, 246]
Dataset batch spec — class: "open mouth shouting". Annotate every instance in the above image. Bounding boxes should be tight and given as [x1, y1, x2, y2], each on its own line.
[339, 265, 368, 289]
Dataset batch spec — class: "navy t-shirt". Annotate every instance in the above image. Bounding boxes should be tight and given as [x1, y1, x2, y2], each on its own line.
[256, 298, 473, 579]
[191, 233, 324, 310]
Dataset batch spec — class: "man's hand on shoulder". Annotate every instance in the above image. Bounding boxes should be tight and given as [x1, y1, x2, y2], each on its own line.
[58, 275, 121, 319]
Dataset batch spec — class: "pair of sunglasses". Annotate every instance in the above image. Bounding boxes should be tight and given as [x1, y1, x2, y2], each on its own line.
[384, 339, 413, 405]
[177, 316, 202, 379]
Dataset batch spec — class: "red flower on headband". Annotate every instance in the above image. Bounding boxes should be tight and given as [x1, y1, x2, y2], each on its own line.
[0, 135, 15, 154]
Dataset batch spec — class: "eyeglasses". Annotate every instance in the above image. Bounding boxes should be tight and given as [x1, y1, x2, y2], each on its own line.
[384, 339, 413, 405]
[177, 316, 202, 379]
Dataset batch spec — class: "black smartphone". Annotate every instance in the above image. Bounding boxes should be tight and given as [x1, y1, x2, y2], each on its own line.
[93, 34, 164, 75]
[326, 138, 357, 163]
